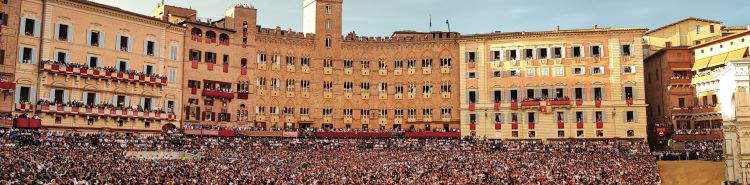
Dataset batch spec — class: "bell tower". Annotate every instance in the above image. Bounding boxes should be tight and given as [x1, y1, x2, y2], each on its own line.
[303, 0, 342, 49]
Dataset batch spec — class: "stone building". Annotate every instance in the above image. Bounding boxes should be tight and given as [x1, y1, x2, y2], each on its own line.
[688, 30, 749, 183]
[459, 28, 649, 139]
[9, 0, 184, 133]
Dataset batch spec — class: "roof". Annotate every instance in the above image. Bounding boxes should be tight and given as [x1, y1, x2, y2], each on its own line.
[690, 30, 750, 49]
[645, 17, 723, 34]
[644, 46, 691, 62]
[461, 27, 647, 40]
[68, 0, 178, 27]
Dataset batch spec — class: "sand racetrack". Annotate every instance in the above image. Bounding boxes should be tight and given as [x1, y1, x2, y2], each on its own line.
[659, 160, 724, 185]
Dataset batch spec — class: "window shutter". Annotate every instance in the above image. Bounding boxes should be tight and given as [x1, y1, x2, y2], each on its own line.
[124, 96, 130, 107]
[63, 90, 69, 102]
[561, 46, 567, 58]
[68, 25, 74, 42]
[31, 48, 37, 64]
[140, 97, 145, 109]
[33, 21, 41, 37]
[601, 112, 606, 122]
[99, 31, 105, 48]
[54, 23, 60, 40]
[154, 42, 159, 56]
[622, 88, 626, 100]
[591, 88, 596, 100]
[115, 34, 121, 51]
[127, 37, 133, 52]
[18, 18, 26, 35]
[49, 89, 55, 101]
[95, 93, 100, 105]
[634, 111, 638, 123]
[86, 29, 92, 46]
[602, 87, 606, 100]
[142, 64, 147, 73]
[30, 88, 37, 104]
[143, 40, 148, 55]
[14, 86, 21, 103]
[17, 46, 23, 63]
[83, 92, 89, 104]
[112, 95, 117, 105]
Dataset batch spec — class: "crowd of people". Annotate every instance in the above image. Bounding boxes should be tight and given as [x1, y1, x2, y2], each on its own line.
[654, 140, 723, 161]
[35, 99, 173, 114]
[0, 128, 660, 184]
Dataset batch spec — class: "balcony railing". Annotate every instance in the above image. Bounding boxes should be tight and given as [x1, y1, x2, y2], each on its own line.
[469, 102, 476, 111]
[14, 118, 42, 128]
[520, 100, 541, 107]
[39, 62, 167, 86]
[0, 81, 15, 90]
[15, 103, 34, 112]
[672, 106, 721, 115]
[202, 89, 235, 99]
[237, 92, 249, 99]
[548, 99, 571, 106]
[39, 103, 176, 121]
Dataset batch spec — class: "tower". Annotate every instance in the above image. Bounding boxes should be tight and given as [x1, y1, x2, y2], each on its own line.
[302, 0, 342, 49]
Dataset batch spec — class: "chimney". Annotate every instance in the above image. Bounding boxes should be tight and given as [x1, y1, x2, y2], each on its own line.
[556, 26, 560, 31]
[593, 24, 598, 29]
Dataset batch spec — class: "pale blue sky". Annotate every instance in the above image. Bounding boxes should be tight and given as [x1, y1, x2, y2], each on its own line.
[92, 0, 750, 36]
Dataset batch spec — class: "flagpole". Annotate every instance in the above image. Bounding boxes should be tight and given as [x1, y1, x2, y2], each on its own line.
[428, 14, 432, 32]
[446, 20, 451, 33]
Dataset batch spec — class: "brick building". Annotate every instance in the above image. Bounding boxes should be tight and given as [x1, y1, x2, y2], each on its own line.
[155, 0, 462, 131]
[1, 0, 21, 127]
[643, 48, 697, 143]
[459, 28, 649, 139]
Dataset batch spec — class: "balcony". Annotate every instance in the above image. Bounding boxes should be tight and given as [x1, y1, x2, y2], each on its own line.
[0, 81, 15, 90]
[202, 90, 235, 99]
[596, 120, 603, 129]
[557, 120, 564, 129]
[495, 123, 501, 130]
[511, 122, 518, 130]
[39, 103, 176, 121]
[576, 120, 584, 129]
[669, 76, 691, 84]
[14, 118, 42, 128]
[520, 100, 540, 107]
[39, 62, 167, 86]
[469, 102, 476, 111]
[237, 92, 249, 99]
[15, 103, 34, 112]
[625, 98, 634, 106]
[469, 122, 476, 130]
[548, 99, 571, 106]
[241, 67, 248, 75]
[672, 106, 721, 115]
[595, 99, 602, 108]
[575, 99, 584, 106]
[528, 122, 535, 129]
[468, 61, 476, 69]
[494, 102, 500, 110]
[510, 101, 519, 110]
[219, 39, 230, 46]
[191, 34, 203, 42]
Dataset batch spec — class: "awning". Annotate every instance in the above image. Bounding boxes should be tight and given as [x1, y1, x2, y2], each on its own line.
[691, 57, 711, 71]
[693, 47, 748, 71]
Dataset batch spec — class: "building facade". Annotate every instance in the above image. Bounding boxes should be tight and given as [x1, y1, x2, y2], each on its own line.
[10, 0, 183, 133]
[152, 0, 462, 131]
[1, 0, 21, 127]
[459, 28, 648, 139]
[644, 17, 723, 56]
[688, 31, 749, 183]
[643, 48, 698, 144]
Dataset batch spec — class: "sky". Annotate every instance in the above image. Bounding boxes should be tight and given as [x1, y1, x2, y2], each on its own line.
[92, 0, 750, 36]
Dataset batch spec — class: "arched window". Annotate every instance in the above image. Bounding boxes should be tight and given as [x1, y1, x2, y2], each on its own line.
[241, 58, 248, 68]
[205, 31, 217, 43]
[191, 28, 202, 36]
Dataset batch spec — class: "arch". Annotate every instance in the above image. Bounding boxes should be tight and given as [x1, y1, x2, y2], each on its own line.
[219, 33, 229, 41]
[191, 28, 202, 36]
[205, 31, 217, 40]
[161, 123, 176, 132]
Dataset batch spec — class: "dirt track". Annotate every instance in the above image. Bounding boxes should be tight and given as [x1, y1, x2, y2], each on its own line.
[659, 160, 724, 185]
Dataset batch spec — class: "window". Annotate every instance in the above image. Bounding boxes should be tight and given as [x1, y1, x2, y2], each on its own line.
[55, 51, 68, 63]
[695, 40, 701, 45]
[572, 46, 582, 57]
[407, 60, 416, 68]
[143, 65, 154, 75]
[0, 13, 7, 25]
[56, 23, 70, 41]
[379, 82, 388, 92]
[555, 88, 564, 99]
[468, 72, 476, 78]
[421, 59, 432, 68]
[422, 83, 433, 94]
[678, 98, 685, 107]
[709, 25, 715, 33]
[621, 44, 631, 56]
[142, 97, 153, 110]
[21, 18, 37, 36]
[539, 68, 549, 76]
[223, 55, 230, 65]
[590, 45, 601, 57]
[593, 87, 603, 100]
[361, 61, 370, 69]
[626, 111, 635, 122]
[624, 87, 633, 99]
[118, 61, 129, 71]
[119, 35, 130, 52]
[19, 87, 31, 103]
[574, 88, 584, 100]
[524, 49, 534, 59]
[170, 45, 178, 60]
[492, 50, 501, 61]
[394, 60, 404, 68]
[168, 68, 176, 83]
[0, 49, 4, 65]
[509, 90, 518, 102]
[558, 131, 565, 137]
[89, 30, 101, 47]
[20, 47, 35, 64]
[572, 67, 585, 75]
[468, 91, 477, 103]
[525, 68, 536, 77]
[622, 66, 636, 74]
[325, 36, 331, 48]
[553, 67, 564, 76]
[440, 84, 451, 93]
[527, 112, 535, 123]
[665, 42, 672, 48]
[506, 49, 517, 60]
[552, 47, 562, 58]
[627, 130, 635, 137]
[88, 56, 99, 68]
[492, 71, 502, 77]
[509, 69, 519, 77]
[695, 25, 700, 34]
[325, 5, 332, 14]
[712, 94, 718, 105]
[591, 66, 604, 75]
[538, 48, 548, 59]
[466, 52, 476, 62]
[325, 21, 332, 30]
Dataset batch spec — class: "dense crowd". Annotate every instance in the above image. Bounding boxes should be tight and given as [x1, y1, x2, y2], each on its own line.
[655, 140, 723, 161]
[0, 128, 660, 184]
